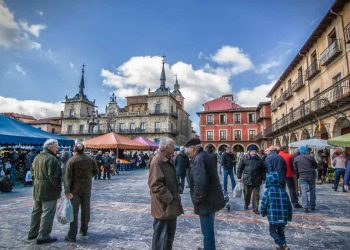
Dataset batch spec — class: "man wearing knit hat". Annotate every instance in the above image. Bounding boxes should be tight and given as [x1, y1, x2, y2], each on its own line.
[293, 146, 318, 213]
[264, 146, 287, 186]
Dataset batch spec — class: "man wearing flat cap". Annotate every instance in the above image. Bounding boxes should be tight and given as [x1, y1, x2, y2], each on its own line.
[185, 137, 225, 250]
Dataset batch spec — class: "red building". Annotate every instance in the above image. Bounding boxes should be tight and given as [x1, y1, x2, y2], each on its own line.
[197, 94, 268, 152]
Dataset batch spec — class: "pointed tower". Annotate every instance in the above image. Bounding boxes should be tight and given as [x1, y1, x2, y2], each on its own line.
[172, 75, 184, 109]
[79, 64, 85, 97]
[153, 56, 170, 96]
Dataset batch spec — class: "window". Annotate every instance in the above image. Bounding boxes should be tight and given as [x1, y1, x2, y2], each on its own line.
[69, 109, 74, 117]
[220, 130, 227, 140]
[328, 28, 337, 44]
[332, 73, 341, 84]
[219, 114, 227, 124]
[155, 122, 160, 132]
[207, 131, 213, 141]
[234, 114, 241, 123]
[51, 128, 55, 133]
[130, 123, 135, 131]
[79, 125, 84, 133]
[67, 125, 72, 134]
[234, 130, 242, 141]
[119, 123, 125, 131]
[140, 122, 146, 131]
[311, 51, 317, 65]
[298, 66, 303, 81]
[171, 105, 174, 113]
[248, 113, 256, 123]
[206, 115, 213, 124]
[155, 104, 161, 113]
[288, 79, 292, 89]
[248, 130, 256, 140]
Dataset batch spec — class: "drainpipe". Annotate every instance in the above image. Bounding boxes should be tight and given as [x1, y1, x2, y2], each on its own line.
[330, 9, 350, 76]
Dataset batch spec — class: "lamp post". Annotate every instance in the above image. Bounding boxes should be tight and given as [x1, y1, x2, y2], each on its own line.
[87, 110, 100, 138]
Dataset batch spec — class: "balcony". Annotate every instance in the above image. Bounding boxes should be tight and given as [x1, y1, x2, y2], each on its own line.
[271, 102, 278, 112]
[305, 62, 320, 81]
[207, 137, 213, 141]
[248, 135, 256, 141]
[234, 136, 242, 141]
[276, 95, 285, 107]
[257, 112, 270, 122]
[284, 88, 293, 100]
[220, 137, 227, 141]
[345, 23, 350, 44]
[320, 39, 342, 66]
[266, 75, 350, 136]
[150, 109, 178, 118]
[291, 75, 304, 92]
[206, 121, 213, 125]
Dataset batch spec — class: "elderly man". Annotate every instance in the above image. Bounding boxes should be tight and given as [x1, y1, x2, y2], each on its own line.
[174, 146, 190, 194]
[28, 139, 62, 244]
[64, 143, 98, 242]
[185, 138, 225, 250]
[148, 138, 183, 250]
[94, 150, 103, 180]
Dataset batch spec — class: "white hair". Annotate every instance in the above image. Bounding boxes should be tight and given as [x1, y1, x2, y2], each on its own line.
[43, 139, 58, 149]
[159, 137, 175, 152]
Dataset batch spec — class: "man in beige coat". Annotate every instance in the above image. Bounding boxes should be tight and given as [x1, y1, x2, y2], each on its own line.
[148, 138, 183, 250]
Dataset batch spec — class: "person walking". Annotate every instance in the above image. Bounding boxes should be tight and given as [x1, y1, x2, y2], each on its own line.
[221, 147, 236, 194]
[94, 151, 103, 180]
[237, 145, 266, 214]
[8, 149, 19, 186]
[64, 143, 98, 242]
[148, 138, 183, 250]
[60, 148, 72, 174]
[293, 146, 318, 213]
[264, 146, 287, 186]
[332, 150, 347, 192]
[185, 138, 225, 250]
[28, 139, 62, 244]
[174, 146, 190, 194]
[260, 171, 292, 250]
[344, 158, 350, 191]
[102, 151, 112, 180]
[278, 146, 302, 208]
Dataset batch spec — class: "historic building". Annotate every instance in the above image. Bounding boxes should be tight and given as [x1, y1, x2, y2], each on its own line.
[266, 0, 350, 146]
[197, 94, 263, 152]
[27, 117, 62, 134]
[61, 60, 192, 145]
[256, 101, 272, 149]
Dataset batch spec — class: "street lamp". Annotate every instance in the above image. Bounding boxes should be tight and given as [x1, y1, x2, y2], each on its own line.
[87, 110, 100, 138]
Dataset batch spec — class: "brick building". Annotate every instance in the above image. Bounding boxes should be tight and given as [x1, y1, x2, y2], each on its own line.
[197, 94, 263, 152]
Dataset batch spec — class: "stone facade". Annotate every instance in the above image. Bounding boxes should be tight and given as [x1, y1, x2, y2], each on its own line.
[61, 61, 192, 145]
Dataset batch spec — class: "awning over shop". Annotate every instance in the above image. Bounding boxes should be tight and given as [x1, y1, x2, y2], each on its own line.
[0, 115, 75, 147]
[288, 138, 331, 149]
[132, 136, 158, 149]
[83, 132, 149, 150]
[328, 133, 350, 147]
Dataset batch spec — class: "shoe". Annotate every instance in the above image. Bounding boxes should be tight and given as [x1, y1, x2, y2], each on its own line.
[303, 208, 309, 213]
[294, 204, 302, 209]
[28, 235, 37, 240]
[244, 206, 248, 210]
[64, 236, 76, 242]
[343, 190, 347, 193]
[310, 208, 316, 211]
[36, 237, 57, 245]
[276, 246, 282, 250]
[253, 210, 260, 215]
[282, 245, 290, 250]
[79, 229, 88, 236]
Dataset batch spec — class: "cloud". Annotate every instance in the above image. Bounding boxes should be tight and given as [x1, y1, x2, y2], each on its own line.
[37, 10, 44, 17]
[69, 62, 74, 69]
[0, 96, 63, 119]
[209, 45, 254, 77]
[15, 63, 26, 75]
[0, 0, 45, 50]
[101, 56, 231, 118]
[19, 21, 46, 38]
[236, 80, 276, 106]
[255, 60, 280, 74]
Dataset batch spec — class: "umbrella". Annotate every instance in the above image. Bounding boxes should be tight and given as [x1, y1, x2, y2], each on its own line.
[328, 133, 350, 147]
[289, 138, 331, 148]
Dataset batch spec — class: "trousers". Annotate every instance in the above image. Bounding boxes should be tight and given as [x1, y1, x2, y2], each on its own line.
[67, 192, 91, 239]
[152, 218, 177, 250]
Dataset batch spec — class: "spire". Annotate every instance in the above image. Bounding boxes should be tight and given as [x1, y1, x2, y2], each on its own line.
[79, 64, 85, 97]
[160, 55, 166, 89]
[110, 92, 117, 103]
[174, 75, 179, 91]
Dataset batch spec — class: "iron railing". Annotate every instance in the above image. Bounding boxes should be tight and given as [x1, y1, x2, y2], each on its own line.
[320, 39, 342, 66]
[284, 88, 293, 100]
[291, 75, 304, 92]
[305, 61, 320, 81]
[345, 23, 350, 44]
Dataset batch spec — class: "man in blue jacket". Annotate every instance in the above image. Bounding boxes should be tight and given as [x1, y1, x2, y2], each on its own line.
[264, 146, 287, 186]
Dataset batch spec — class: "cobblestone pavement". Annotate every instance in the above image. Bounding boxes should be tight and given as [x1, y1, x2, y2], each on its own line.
[0, 169, 349, 250]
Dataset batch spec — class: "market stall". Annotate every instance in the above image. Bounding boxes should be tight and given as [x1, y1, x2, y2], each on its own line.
[328, 133, 350, 147]
[132, 136, 158, 150]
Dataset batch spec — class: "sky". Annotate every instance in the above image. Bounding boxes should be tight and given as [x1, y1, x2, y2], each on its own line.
[0, 0, 335, 132]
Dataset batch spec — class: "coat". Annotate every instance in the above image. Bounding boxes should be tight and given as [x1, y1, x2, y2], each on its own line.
[64, 153, 98, 196]
[293, 153, 318, 179]
[190, 148, 225, 216]
[221, 152, 235, 170]
[148, 152, 183, 220]
[344, 160, 350, 186]
[174, 152, 190, 177]
[32, 149, 62, 201]
[260, 171, 292, 225]
[237, 154, 266, 186]
[264, 152, 286, 185]
[278, 151, 294, 178]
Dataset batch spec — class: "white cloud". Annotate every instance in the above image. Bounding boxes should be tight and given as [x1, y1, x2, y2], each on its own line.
[255, 60, 280, 74]
[236, 80, 276, 106]
[15, 63, 26, 75]
[101, 56, 231, 118]
[209, 45, 254, 77]
[69, 62, 74, 69]
[0, 96, 63, 119]
[0, 0, 44, 50]
[19, 21, 46, 38]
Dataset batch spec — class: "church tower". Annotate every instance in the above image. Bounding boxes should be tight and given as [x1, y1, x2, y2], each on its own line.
[172, 75, 184, 109]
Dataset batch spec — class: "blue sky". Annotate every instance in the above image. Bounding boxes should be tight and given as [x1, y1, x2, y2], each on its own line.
[0, 0, 334, 130]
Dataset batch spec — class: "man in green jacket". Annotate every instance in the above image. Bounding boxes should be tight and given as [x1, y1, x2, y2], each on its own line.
[64, 143, 98, 242]
[28, 139, 62, 245]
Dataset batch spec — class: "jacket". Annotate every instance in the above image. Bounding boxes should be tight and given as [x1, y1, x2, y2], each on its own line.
[264, 151, 286, 185]
[221, 152, 235, 170]
[64, 153, 98, 196]
[190, 148, 225, 215]
[174, 152, 190, 177]
[237, 154, 266, 186]
[293, 153, 318, 179]
[278, 151, 294, 178]
[260, 171, 292, 225]
[102, 155, 111, 168]
[148, 152, 183, 220]
[344, 160, 350, 186]
[32, 149, 62, 201]
[332, 155, 347, 169]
